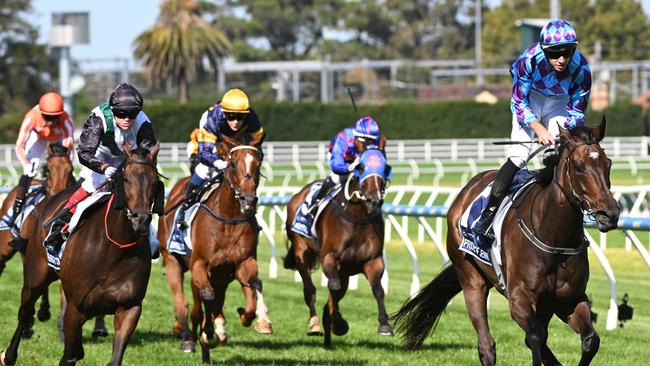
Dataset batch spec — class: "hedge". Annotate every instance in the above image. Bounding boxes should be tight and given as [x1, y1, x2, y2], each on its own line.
[1, 100, 646, 143]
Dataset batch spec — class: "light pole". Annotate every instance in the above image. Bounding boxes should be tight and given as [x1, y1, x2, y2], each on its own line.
[475, 0, 484, 86]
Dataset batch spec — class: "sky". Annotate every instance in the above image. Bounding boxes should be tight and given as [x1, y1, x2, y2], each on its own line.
[27, 0, 650, 69]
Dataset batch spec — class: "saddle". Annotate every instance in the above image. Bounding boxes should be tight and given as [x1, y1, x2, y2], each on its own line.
[291, 183, 342, 240]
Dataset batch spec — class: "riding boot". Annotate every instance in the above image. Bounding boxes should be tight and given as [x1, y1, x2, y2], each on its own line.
[6, 174, 32, 227]
[312, 177, 335, 205]
[44, 211, 74, 257]
[472, 159, 520, 241]
[176, 182, 202, 230]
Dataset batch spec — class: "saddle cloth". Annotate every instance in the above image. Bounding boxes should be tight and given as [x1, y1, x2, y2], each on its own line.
[291, 182, 342, 239]
[47, 192, 111, 271]
[0, 185, 46, 237]
[458, 169, 536, 268]
[166, 203, 201, 256]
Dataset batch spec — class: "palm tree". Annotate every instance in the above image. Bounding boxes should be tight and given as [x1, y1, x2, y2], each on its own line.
[133, 0, 230, 103]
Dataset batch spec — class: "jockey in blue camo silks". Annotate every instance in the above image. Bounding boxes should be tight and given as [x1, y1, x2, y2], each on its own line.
[175, 88, 264, 229]
[311, 116, 382, 204]
[472, 18, 592, 242]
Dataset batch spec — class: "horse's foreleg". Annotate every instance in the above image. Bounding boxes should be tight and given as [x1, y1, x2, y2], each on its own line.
[563, 299, 600, 366]
[211, 283, 228, 345]
[164, 254, 193, 351]
[363, 257, 393, 336]
[58, 286, 67, 343]
[322, 275, 349, 348]
[235, 257, 259, 327]
[37, 287, 51, 322]
[509, 288, 545, 366]
[254, 287, 273, 334]
[461, 277, 496, 366]
[295, 240, 319, 335]
[60, 303, 87, 366]
[191, 261, 217, 360]
[107, 305, 142, 366]
[189, 281, 203, 346]
[536, 312, 561, 366]
[2, 283, 46, 365]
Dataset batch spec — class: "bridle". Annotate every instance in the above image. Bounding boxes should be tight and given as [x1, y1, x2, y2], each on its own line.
[222, 145, 260, 205]
[120, 158, 165, 219]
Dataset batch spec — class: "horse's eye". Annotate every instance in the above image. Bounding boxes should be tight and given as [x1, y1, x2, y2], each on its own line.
[230, 161, 236, 168]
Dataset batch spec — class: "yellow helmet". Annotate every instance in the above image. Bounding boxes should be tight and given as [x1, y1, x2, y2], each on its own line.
[221, 88, 250, 113]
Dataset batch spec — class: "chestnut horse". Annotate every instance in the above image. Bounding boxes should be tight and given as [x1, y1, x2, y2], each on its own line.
[186, 134, 267, 363]
[394, 119, 620, 366]
[157, 170, 272, 354]
[1, 144, 164, 366]
[284, 139, 392, 348]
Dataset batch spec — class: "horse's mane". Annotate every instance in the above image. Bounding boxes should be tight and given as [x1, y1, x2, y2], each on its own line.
[130, 147, 153, 159]
[48, 142, 68, 157]
[532, 126, 595, 186]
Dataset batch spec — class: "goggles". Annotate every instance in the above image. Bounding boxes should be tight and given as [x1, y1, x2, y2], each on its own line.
[224, 112, 247, 121]
[113, 109, 139, 119]
[543, 44, 576, 60]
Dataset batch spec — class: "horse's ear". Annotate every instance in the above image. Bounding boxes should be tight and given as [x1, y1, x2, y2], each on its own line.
[123, 142, 133, 157]
[592, 115, 606, 143]
[557, 122, 571, 143]
[251, 131, 266, 147]
[378, 135, 386, 152]
[148, 142, 160, 159]
[47, 143, 54, 156]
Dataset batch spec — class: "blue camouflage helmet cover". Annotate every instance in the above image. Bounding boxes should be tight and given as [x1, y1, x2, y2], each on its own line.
[539, 19, 578, 49]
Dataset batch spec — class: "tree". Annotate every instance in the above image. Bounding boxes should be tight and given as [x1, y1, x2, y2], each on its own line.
[133, 0, 231, 103]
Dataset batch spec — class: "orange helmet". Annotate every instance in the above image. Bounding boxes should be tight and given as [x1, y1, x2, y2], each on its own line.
[39, 92, 64, 116]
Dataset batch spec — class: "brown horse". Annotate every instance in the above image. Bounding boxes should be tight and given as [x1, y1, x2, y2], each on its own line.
[393, 119, 620, 366]
[187, 133, 267, 363]
[284, 138, 392, 348]
[1, 143, 163, 366]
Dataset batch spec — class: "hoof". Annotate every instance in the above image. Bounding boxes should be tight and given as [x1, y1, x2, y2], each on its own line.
[214, 318, 227, 345]
[307, 316, 323, 336]
[377, 324, 394, 336]
[199, 331, 219, 349]
[92, 326, 109, 338]
[0, 351, 6, 366]
[179, 340, 195, 353]
[255, 319, 273, 334]
[237, 307, 254, 327]
[21, 326, 34, 339]
[332, 314, 349, 336]
[37, 308, 51, 322]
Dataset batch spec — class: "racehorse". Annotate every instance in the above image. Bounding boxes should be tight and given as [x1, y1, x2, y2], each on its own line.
[393, 119, 620, 366]
[0, 143, 74, 275]
[186, 133, 267, 363]
[1, 143, 164, 366]
[284, 137, 392, 348]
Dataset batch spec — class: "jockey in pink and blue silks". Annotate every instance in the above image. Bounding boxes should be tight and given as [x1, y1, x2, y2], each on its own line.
[312, 116, 381, 202]
[472, 19, 592, 241]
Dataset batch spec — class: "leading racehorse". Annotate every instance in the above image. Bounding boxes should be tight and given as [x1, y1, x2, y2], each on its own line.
[1, 143, 164, 366]
[187, 133, 267, 363]
[393, 118, 620, 366]
[284, 138, 392, 348]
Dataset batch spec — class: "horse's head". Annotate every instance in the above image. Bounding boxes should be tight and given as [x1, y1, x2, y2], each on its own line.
[555, 116, 620, 232]
[217, 133, 264, 217]
[118, 143, 164, 235]
[352, 136, 391, 215]
[45, 143, 74, 196]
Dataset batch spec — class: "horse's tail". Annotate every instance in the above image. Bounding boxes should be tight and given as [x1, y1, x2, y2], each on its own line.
[283, 238, 297, 270]
[392, 264, 461, 350]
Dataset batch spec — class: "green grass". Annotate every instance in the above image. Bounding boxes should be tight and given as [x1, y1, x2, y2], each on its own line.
[0, 236, 648, 365]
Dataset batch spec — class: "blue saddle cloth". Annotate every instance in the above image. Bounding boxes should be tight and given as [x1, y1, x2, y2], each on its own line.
[459, 169, 535, 266]
[291, 182, 341, 239]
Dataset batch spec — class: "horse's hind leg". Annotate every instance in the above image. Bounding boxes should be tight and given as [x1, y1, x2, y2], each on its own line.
[322, 275, 349, 348]
[92, 315, 109, 339]
[107, 305, 142, 366]
[235, 257, 259, 327]
[560, 299, 599, 366]
[37, 289, 51, 322]
[292, 237, 320, 335]
[60, 303, 87, 366]
[459, 272, 496, 366]
[536, 311, 561, 366]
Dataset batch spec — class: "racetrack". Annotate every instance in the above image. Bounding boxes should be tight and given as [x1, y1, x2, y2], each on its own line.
[0, 234, 648, 365]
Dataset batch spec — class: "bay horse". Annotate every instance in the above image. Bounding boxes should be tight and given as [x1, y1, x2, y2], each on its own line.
[284, 138, 392, 348]
[393, 119, 620, 366]
[157, 173, 273, 354]
[188, 133, 267, 363]
[1, 143, 164, 366]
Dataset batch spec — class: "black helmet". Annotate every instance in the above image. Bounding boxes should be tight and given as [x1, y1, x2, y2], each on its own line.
[109, 83, 143, 113]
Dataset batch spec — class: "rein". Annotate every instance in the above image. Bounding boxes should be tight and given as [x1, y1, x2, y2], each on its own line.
[104, 194, 139, 248]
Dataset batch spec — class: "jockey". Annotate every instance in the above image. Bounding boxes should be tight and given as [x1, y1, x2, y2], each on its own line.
[311, 116, 381, 203]
[175, 88, 264, 229]
[6, 92, 74, 228]
[472, 19, 591, 241]
[43, 83, 158, 255]
[187, 127, 200, 175]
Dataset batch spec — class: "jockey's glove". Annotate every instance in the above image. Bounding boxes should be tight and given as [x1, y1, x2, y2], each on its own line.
[104, 166, 118, 180]
[213, 159, 228, 170]
[23, 159, 40, 178]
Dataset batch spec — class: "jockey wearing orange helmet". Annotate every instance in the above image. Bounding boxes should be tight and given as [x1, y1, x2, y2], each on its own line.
[6, 92, 75, 228]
